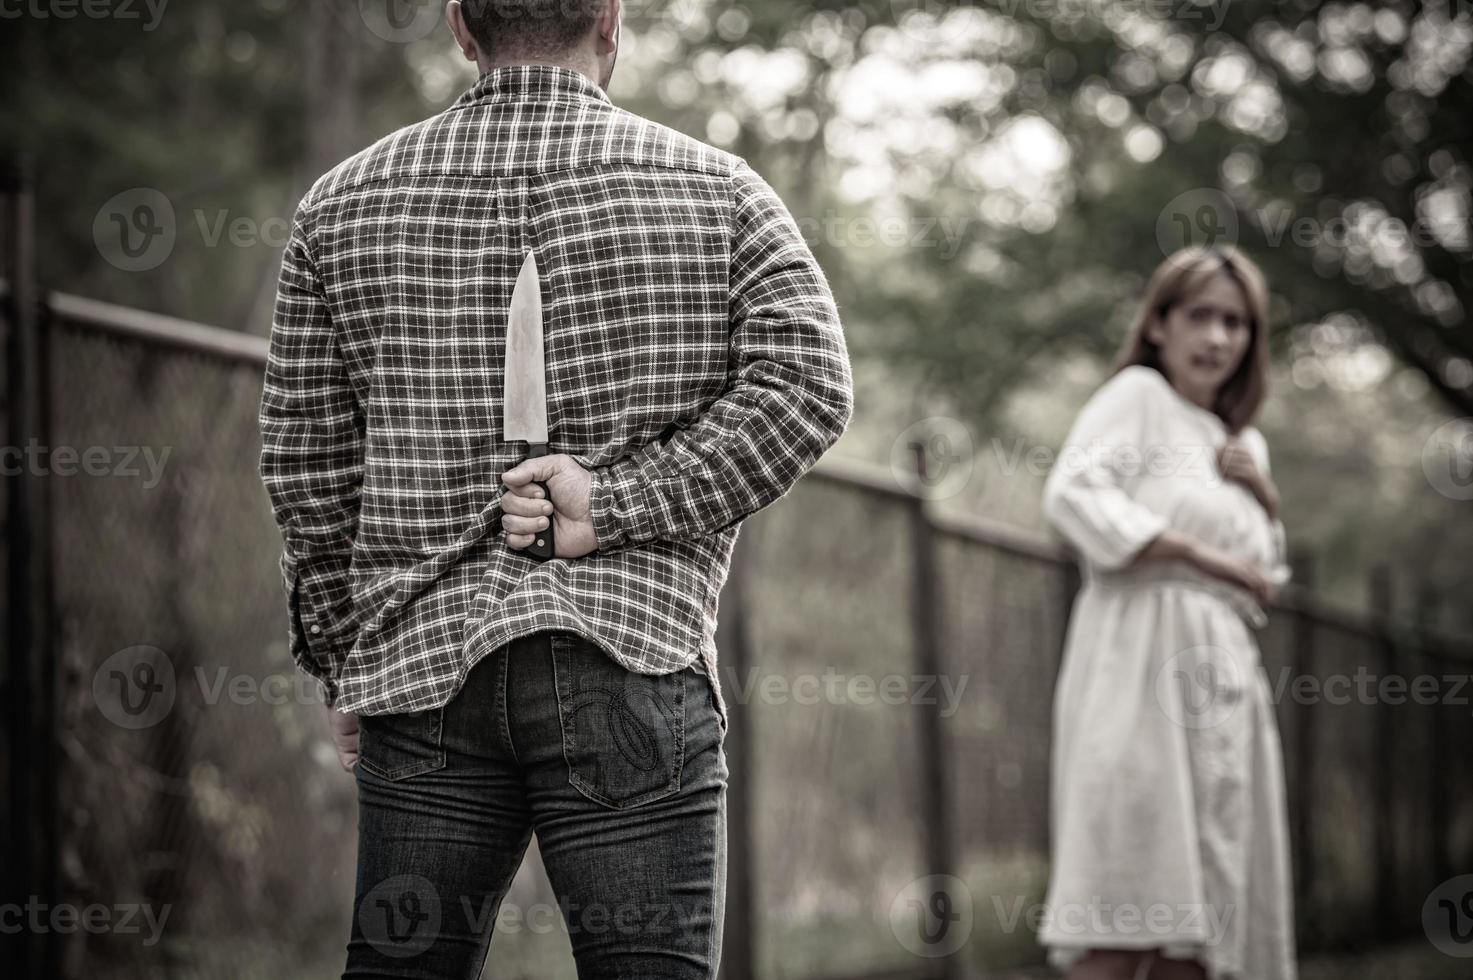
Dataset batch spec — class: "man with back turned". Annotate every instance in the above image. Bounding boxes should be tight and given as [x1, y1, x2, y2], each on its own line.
[258, 1, 854, 975]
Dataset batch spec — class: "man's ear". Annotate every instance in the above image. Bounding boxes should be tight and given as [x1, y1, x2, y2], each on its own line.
[445, 1, 479, 63]
[596, 0, 621, 52]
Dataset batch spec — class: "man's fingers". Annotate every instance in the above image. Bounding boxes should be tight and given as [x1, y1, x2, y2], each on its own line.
[506, 480, 545, 499]
[503, 514, 552, 535]
[505, 531, 536, 550]
[503, 454, 564, 488]
[503, 490, 555, 518]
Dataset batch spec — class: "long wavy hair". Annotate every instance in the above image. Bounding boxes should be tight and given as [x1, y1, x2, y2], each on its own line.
[1112, 245, 1270, 434]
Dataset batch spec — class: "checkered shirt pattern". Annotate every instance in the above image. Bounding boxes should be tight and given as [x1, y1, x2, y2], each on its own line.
[258, 65, 854, 724]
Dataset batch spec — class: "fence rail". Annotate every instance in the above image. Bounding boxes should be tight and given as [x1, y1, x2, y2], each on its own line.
[4, 171, 1471, 980]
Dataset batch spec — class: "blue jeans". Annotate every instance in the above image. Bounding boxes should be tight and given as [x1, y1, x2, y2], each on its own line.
[342, 630, 728, 979]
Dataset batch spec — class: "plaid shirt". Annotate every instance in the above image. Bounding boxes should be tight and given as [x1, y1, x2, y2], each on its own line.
[258, 65, 854, 724]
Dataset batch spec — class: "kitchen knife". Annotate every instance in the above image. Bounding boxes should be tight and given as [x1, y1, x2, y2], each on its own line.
[503, 249, 555, 561]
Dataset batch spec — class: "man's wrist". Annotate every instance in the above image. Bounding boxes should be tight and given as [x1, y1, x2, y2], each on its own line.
[588, 461, 656, 554]
[587, 466, 624, 553]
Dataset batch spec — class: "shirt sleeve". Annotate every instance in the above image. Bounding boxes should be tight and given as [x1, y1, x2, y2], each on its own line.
[1041, 366, 1171, 571]
[257, 194, 363, 708]
[587, 159, 855, 553]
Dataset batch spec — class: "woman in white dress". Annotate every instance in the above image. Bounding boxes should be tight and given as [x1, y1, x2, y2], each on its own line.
[1038, 246, 1297, 980]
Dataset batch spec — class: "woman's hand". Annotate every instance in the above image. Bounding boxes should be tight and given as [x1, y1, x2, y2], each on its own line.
[1217, 435, 1279, 519]
[1187, 540, 1281, 607]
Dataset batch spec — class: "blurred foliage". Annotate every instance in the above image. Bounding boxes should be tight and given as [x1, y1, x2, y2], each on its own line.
[3, 0, 1471, 616]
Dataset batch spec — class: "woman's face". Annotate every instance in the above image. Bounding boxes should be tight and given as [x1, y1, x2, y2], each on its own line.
[1147, 272, 1252, 409]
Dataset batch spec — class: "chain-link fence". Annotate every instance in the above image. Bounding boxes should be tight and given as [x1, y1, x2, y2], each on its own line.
[5, 181, 1473, 980]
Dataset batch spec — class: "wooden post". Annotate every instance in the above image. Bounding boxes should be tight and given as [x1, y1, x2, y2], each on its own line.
[1368, 564, 1397, 941]
[717, 527, 757, 980]
[1288, 549, 1317, 949]
[1417, 581, 1450, 895]
[2, 155, 59, 980]
[909, 438, 956, 980]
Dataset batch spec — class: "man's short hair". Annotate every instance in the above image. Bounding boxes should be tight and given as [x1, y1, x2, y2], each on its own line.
[459, 0, 606, 59]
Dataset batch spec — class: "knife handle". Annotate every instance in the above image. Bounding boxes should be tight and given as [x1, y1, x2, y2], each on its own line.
[525, 443, 556, 562]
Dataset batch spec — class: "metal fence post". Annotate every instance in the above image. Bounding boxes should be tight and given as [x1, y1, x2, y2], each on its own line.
[1289, 549, 1317, 949]
[909, 438, 956, 980]
[2, 155, 60, 980]
[1369, 564, 1397, 941]
[1417, 581, 1450, 893]
[718, 527, 757, 980]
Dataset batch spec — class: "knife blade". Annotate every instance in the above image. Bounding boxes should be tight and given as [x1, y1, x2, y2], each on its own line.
[503, 249, 555, 561]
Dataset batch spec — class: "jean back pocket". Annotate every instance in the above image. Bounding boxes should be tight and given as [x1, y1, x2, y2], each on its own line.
[550, 633, 686, 809]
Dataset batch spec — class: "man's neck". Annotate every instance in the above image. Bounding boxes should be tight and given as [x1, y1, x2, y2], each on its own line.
[479, 53, 600, 90]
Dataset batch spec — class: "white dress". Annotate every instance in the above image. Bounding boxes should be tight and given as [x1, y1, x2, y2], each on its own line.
[1037, 364, 1297, 980]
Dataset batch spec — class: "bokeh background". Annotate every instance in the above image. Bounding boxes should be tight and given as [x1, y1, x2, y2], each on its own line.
[3, 1, 1473, 978]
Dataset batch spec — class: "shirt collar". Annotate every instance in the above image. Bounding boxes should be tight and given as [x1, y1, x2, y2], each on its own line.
[450, 64, 613, 110]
